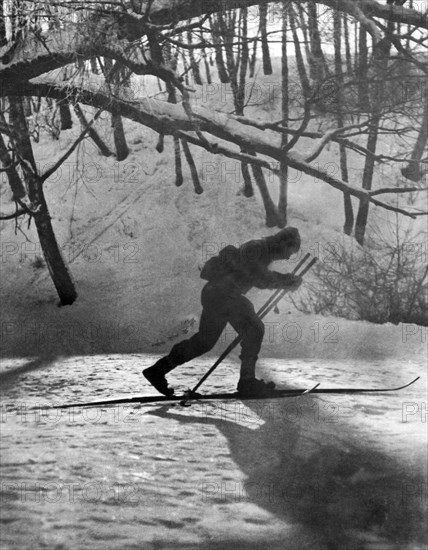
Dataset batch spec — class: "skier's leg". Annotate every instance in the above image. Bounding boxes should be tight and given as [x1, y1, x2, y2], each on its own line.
[143, 284, 227, 394]
[167, 307, 227, 366]
[223, 295, 264, 379]
[226, 296, 275, 395]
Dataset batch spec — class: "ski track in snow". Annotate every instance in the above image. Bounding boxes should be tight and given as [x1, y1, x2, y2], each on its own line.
[0, 354, 426, 550]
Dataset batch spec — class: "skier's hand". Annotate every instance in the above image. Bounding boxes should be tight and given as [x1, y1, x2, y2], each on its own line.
[285, 274, 302, 291]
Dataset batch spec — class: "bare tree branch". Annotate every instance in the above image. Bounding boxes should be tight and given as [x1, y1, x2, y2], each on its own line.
[369, 186, 428, 196]
[0, 208, 26, 220]
[40, 108, 103, 183]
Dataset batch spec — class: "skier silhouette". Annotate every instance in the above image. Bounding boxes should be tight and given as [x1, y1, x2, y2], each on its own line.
[143, 227, 302, 397]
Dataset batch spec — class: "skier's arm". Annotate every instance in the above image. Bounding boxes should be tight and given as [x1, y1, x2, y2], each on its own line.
[240, 241, 302, 290]
[252, 268, 302, 290]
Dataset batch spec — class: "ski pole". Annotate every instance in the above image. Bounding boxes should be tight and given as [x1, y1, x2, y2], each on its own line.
[186, 253, 316, 397]
[256, 252, 311, 318]
[258, 256, 317, 322]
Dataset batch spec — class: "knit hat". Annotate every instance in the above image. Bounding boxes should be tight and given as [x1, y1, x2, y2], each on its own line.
[265, 227, 301, 254]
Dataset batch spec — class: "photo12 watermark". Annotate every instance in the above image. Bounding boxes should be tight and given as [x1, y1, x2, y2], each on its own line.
[1, 481, 149, 505]
[201, 478, 320, 504]
[401, 402, 427, 423]
[1, 240, 141, 265]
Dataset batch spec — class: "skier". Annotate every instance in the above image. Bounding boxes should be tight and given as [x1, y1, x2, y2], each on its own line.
[143, 227, 302, 397]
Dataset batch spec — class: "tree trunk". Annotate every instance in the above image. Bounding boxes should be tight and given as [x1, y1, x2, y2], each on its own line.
[156, 133, 164, 153]
[237, 8, 249, 115]
[354, 20, 359, 72]
[217, 9, 255, 198]
[401, 98, 428, 182]
[237, 9, 255, 197]
[181, 139, 203, 193]
[58, 99, 73, 130]
[250, 152, 279, 227]
[90, 57, 99, 74]
[259, 3, 272, 75]
[31, 176, 78, 305]
[8, 96, 36, 169]
[289, 7, 311, 98]
[103, 58, 129, 160]
[333, 8, 353, 235]
[297, 3, 312, 66]
[210, 15, 229, 84]
[149, 29, 201, 193]
[249, 32, 258, 78]
[357, 24, 370, 111]
[218, 11, 238, 107]
[174, 136, 183, 186]
[9, 97, 77, 305]
[202, 47, 212, 84]
[187, 27, 202, 85]
[307, 1, 328, 82]
[343, 15, 353, 74]
[111, 111, 129, 161]
[354, 116, 380, 245]
[341, 158, 353, 238]
[22, 96, 32, 117]
[406, 0, 413, 49]
[154, 40, 183, 186]
[0, 1, 6, 46]
[278, 5, 289, 228]
[239, 162, 254, 197]
[0, 132, 26, 200]
[355, 36, 391, 245]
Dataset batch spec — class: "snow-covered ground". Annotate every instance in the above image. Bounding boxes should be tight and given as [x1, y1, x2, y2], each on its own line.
[1, 61, 427, 549]
[0, 353, 426, 550]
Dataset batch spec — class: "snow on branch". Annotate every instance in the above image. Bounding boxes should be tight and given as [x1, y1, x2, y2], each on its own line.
[6, 77, 424, 220]
[143, 0, 428, 31]
[341, 0, 382, 43]
[1, 0, 427, 86]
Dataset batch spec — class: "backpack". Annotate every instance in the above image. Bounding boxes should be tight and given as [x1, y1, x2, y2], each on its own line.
[200, 245, 240, 281]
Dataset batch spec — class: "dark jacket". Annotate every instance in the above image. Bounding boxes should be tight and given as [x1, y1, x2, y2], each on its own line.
[201, 230, 299, 294]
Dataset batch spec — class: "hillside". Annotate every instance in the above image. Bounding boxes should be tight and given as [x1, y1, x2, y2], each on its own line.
[0, 62, 426, 360]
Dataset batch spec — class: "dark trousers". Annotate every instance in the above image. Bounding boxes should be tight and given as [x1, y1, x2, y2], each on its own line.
[167, 282, 265, 368]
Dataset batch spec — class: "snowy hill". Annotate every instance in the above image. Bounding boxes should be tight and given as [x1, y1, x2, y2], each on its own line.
[0, 65, 426, 362]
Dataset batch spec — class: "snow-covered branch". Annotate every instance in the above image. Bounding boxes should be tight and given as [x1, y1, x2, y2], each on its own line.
[1, 0, 427, 89]
[7, 77, 424, 220]
[341, 0, 382, 43]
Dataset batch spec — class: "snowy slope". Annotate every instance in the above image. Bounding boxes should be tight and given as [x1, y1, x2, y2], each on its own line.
[0, 61, 426, 363]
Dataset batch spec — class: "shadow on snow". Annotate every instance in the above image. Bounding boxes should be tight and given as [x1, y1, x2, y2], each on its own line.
[146, 399, 427, 550]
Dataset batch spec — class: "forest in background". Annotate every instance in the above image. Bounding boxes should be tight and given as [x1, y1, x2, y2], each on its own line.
[0, 0, 427, 326]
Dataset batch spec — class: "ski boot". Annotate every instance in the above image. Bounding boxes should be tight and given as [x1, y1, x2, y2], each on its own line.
[143, 357, 175, 397]
[237, 377, 276, 397]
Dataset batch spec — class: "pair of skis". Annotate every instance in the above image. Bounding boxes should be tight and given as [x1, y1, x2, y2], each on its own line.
[51, 377, 420, 410]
